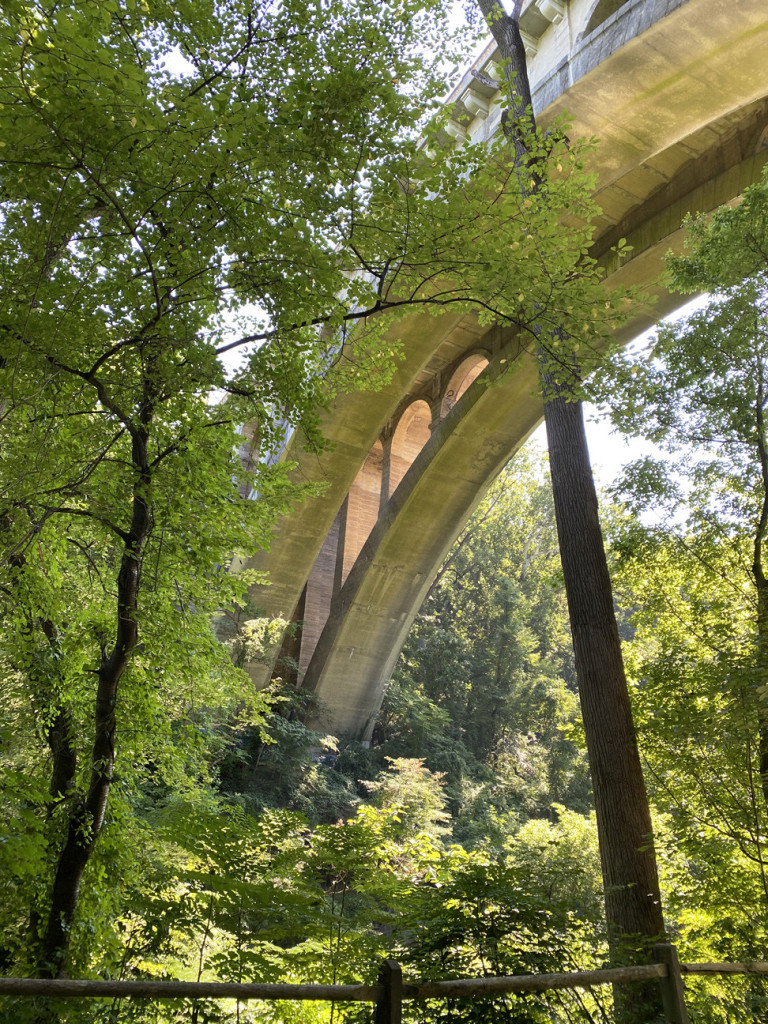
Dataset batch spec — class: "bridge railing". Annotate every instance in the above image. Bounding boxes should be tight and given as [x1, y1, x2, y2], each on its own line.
[5, 944, 768, 1023]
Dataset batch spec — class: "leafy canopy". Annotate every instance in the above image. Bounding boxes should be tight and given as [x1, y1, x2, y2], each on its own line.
[0, 0, 465, 976]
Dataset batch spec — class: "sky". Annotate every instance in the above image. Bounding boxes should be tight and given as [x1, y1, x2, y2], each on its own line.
[543, 296, 710, 489]
[528, 402, 651, 491]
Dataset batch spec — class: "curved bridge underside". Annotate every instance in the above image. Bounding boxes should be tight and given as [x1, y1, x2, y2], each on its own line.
[244, 0, 768, 740]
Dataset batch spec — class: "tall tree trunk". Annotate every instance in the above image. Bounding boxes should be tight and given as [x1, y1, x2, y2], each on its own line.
[543, 385, 666, 1015]
[473, 2, 666, 1016]
[752, 380, 768, 815]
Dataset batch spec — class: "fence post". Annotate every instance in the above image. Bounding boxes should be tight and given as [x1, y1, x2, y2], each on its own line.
[654, 943, 689, 1024]
[375, 959, 402, 1024]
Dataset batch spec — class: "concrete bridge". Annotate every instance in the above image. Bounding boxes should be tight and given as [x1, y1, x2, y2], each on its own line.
[243, 0, 768, 740]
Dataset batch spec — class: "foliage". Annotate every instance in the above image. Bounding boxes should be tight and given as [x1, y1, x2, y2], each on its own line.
[0, 0, 469, 978]
[386, 807, 607, 1024]
[590, 162, 768, 1015]
[376, 448, 590, 839]
[609, 528, 768, 928]
[43, 780, 603, 1024]
[362, 757, 451, 839]
[219, 680, 360, 824]
[1, 0, 743, 1012]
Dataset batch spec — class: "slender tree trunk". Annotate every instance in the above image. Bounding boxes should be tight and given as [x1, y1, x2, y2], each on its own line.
[3, 548, 81, 959]
[39, 424, 154, 977]
[473, 2, 666, 1016]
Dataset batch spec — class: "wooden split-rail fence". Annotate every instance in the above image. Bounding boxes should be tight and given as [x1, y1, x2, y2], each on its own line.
[2, 944, 767, 1023]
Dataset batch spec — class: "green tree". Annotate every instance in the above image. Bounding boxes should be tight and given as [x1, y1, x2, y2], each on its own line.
[0, 0, 461, 978]
[362, 757, 451, 839]
[592, 165, 768, 981]
[598, 164, 768, 810]
[390, 807, 607, 1024]
[608, 525, 768, 959]
[601, 518, 768, 1019]
[472, 4, 666, 1009]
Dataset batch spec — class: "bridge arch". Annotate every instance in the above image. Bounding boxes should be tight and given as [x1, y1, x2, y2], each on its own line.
[302, 129, 768, 736]
[340, 440, 384, 585]
[243, 0, 768, 738]
[388, 399, 432, 498]
[441, 353, 490, 419]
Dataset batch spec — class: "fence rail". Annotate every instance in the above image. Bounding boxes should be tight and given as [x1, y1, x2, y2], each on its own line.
[407, 963, 666, 998]
[0, 979, 380, 1002]
[3, 945, 767, 1024]
[682, 961, 768, 975]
